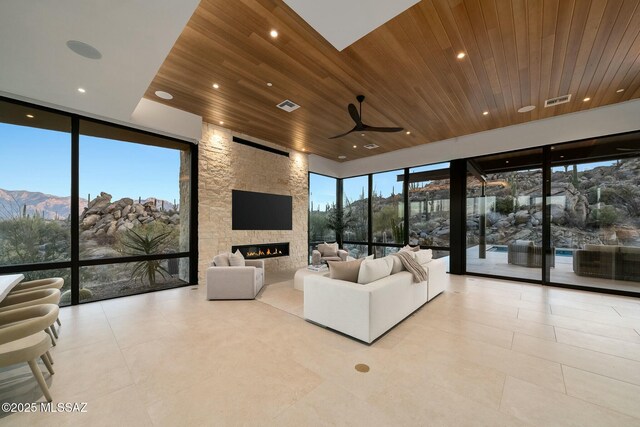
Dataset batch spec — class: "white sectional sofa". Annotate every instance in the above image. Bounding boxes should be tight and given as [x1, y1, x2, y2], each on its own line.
[304, 257, 446, 343]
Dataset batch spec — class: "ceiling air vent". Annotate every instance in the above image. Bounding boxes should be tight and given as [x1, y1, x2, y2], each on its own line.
[544, 94, 571, 108]
[363, 143, 379, 150]
[276, 99, 300, 112]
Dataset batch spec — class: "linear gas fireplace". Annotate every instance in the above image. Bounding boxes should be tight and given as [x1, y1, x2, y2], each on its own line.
[232, 242, 290, 259]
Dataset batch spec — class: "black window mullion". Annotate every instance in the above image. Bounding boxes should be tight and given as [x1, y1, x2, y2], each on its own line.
[71, 116, 80, 305]
[403, 168, 409, 245]
[367, 174, 373, 255]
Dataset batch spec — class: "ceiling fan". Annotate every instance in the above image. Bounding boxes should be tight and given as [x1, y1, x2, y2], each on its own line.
[329, 95, 403, 139]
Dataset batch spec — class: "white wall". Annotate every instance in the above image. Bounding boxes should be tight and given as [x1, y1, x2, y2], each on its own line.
[130, 98, 202, 142]
[309, 99, 640, 178]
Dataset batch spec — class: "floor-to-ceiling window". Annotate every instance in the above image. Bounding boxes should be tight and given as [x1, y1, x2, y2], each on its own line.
[371, 169, 404, 258]
[0, 97, 196, 305]
[342, 175, 369, 258]
[549, 134, 640, 294]
[408, 163, 451, 266]
[308, 173, 337, 261]
[466, 149, 543, 281]
[0, 100, 72, 304]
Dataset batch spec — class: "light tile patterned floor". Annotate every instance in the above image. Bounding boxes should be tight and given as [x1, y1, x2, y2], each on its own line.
[2, 273, 640, 426]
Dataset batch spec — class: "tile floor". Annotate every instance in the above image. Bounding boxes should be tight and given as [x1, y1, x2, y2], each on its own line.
[2, 273, 640, 426]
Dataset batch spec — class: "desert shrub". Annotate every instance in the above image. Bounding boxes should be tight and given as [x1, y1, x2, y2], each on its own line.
[0, 216, 70, 264]
[589, 205, 619, 227]
[494, 196, 514, 215]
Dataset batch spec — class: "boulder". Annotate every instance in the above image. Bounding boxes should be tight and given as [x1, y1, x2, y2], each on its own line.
[514, 210, 530, 224]
[122, 205, 131, 216]
[82, 214, 100, 228]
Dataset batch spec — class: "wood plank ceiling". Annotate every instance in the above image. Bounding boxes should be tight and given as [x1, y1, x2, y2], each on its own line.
[146, 0, 640, 161]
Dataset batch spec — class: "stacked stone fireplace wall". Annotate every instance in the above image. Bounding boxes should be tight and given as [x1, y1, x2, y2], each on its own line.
[198, 123, 308, 283]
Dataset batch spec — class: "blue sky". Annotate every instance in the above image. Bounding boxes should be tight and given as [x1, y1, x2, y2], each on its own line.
[0, 123, 181, 201]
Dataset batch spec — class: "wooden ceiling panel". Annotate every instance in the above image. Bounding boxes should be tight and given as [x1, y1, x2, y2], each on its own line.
[146, 0, 640, 161]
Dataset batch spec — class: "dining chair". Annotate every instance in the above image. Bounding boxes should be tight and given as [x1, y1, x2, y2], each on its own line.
[9, 278, 64, 330]
[0, 289, 62, 344]
[0, 304, 59, 402]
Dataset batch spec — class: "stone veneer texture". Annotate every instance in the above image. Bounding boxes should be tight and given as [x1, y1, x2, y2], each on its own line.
[198, 123, 309, 283]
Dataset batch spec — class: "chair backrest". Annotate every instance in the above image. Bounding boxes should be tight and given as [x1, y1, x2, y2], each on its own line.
[0, 288, 61, 312]
[11, 277, 64, 293]
[0, 304, 59, 345]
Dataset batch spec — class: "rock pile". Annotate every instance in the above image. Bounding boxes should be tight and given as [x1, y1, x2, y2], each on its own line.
[80, 192, 179, 238]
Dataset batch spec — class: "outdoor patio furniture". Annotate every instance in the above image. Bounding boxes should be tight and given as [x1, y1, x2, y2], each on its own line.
[508, 241, 555, 268]
[573, 244, 640, 281]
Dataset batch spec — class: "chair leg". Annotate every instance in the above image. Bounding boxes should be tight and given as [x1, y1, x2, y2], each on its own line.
[56, 317, 61, 326]
[45, 328, 56, 346]
[49, 325, 58, 339]
[46, 351, 54, 365]
[28, 359, 52, 402]
[41, 354, 55, 375]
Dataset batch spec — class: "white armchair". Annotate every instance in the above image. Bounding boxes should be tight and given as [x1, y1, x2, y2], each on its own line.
[206, 258, 265, 300]
[311, 242, 348, 265]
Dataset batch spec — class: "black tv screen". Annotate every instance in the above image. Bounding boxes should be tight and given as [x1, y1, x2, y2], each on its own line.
[232, 190, 292, 230]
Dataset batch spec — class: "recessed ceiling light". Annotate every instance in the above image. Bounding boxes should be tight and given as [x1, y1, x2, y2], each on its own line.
[583, 97, 591, 102]
[616, 88, 625, 93]
[560, 155, 565, 158]
[77, 87, 86, 93]
[213, 83, 219, 89]
[219, 121, 224, 125]
[360, 133, 365, 136]
[270, 29, 278, 38]
[302, 148, 306, 152]
[457, 52, 466, 59]
[155, 90, 173, 100]
[353, 145, 357, 148]
[505, 160, 510, 164]
[406, 131, 411, 135]
[518, 105, 536, 113]
[551, 146, 555, 150]
[26, 114, 34, 118]
[482, 111, 489, 116]
[66, 40, 102, 60]
[338, 155, 346, 160]
[267, 82, 273, 87]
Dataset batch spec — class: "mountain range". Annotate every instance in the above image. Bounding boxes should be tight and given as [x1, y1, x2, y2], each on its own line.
[0, 189, 177, 220]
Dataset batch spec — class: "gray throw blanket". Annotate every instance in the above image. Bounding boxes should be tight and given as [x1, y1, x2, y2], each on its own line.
[393, 251, 428, 283]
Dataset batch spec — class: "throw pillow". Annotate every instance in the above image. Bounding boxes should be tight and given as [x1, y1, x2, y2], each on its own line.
[229, 249, 246, 267]
[321, 242, 339, 257]
[389, 254, 405, 274]
[328, 258, 363, 282]
[415, 249, 433, 265]
[357, 257, 393, 284]
[401, 245, 420, 252]
[213, 253, 230, 267]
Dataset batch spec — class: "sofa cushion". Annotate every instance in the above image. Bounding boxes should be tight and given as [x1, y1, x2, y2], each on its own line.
[322, 256, 342, 262]
[619, 246, 640, 255]
[319, 242, 339, 257]
[357, 257, 393, 284]
[415, 249, 433, 265]
[401, 245, 421, 252]
[229, 249, 246, 266]
[213, 253, 230, 267]
[328, 258, 363, 282]
[584, 244, 618, 253]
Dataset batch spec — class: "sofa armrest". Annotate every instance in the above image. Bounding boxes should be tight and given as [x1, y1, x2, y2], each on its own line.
[245, 259, 264, 269]
[206, 266, 258, 300]
[338, 249, 348, 261]
[304, 275, 372, 342]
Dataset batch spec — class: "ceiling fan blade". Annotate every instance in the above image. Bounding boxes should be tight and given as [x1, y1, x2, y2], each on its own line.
[617, 148, 639, 152]
[328, 126, 358, 139]
[362, 125, 404, 133]
[348, 103, 362, 125]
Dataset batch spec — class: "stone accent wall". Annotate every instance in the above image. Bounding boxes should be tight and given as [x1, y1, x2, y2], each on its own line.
[198, 123, 308, 284]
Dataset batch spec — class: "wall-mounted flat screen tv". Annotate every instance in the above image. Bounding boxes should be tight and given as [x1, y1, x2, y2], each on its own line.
[232, 190, 292, 230]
